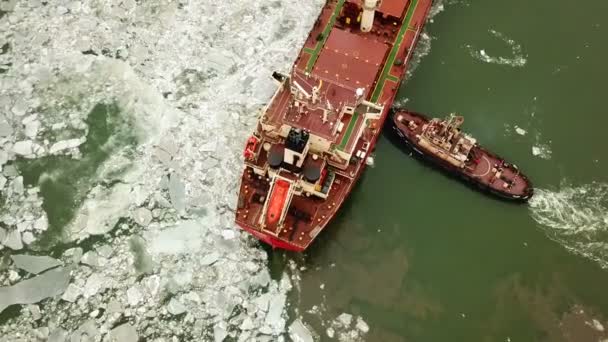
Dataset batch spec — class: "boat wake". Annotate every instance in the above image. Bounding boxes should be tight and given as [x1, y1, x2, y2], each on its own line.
[529, 182, 608, 268]
[466, 29, 527, 68]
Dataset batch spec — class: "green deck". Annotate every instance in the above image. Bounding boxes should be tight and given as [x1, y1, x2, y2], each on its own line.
[338, 111, 360, 150]
[370, 0, 419, 103]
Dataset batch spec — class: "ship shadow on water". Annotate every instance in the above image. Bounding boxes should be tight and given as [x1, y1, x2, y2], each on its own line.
[381, 113, 527, 206]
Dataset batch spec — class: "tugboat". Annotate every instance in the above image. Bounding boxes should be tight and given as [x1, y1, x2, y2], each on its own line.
[390, 109, 533, 202]
[235, 0, 434, 251]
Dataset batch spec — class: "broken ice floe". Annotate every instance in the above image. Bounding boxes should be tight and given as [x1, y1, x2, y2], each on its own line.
[289, 318, 315, 342]
[514, 126, 527, 135]
[0, 0, 349, 339]
[532, 132, 552, 159]
[10, 254, 62, 274]
[0, 267, 70, 314]
[532, 144, 552, 159]
[110, 323, 139, 342]
[49, 137, 86, 154]
[168, 172, 186, 214]
[325, 313, 370, 341]
[466, 29, 527, 67]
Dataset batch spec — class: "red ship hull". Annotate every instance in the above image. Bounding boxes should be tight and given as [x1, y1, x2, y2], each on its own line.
[236, 0, 434, 251]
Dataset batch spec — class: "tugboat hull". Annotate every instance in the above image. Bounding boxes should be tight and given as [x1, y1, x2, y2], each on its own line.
[389, 109, 533, 202]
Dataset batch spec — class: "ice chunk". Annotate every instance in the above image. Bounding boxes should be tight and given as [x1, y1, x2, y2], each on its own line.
[13, 140, 33, 156]
[0, 121, 13, 137]
[126, 285, 143, 306]
[200, 252, 220, 266]
[61, 283, 83, 302]
[143, 275, 161, 297]
[172, 271, 193, 288]
[24, 120, 40, 138]
[326, 327, 335, 338]
[107, 299, 123, 313]
[68, 182, 132, 238]
[17, 220, 31, 232]
[184, 291, 201, 304]
[0, 175, 6, 189]
[3, 230, 23, 250]
[8, 270, 20, 282]
[356, 316, 369, 333]
[337, 313, 353, 327]
[28, 304, 41, 320]
[21, 231, 35, 245]
[167, 298, 187, 315]
[110, 323, 139, 342]
[592, 319, 605, 332]
[73, 319, 99, 340]
[154, 146, 173, 165]
[12, 176, 24, 194]
[149, 220, 205, 255]
[514, 126, 527, 136]
[63, 247, 83, 264]
[0, 150, 8, 167]
[158, 136, 179, 156]
[34, 327, 50, 339]
[10, 254, 62, 274]
[33, 216, 48, 231]
[214, 324, 228, 342]
[97, 245, 113, 258]
[221, 229, 237, 240]
[168, 173, 186, 213]
[83, 273, 107, 298]
[289, 319, 314, 342]
[265, 293, 287, 332]
[251, 269, 271, 288]
[49, 138, 85, 154]
[240, 317, 255, 330]
[254, 293, 271, 313]
[0, 267, 70, 313]
[11, 98, 27, 117]
[532, 145, 552, 159]
[132, 207, 153, 226]
[48, 328, 68, 342]
[81, 251, 99, 267]
[206, 50, 236, 74]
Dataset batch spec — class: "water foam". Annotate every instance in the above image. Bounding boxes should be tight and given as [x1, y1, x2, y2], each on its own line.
[529, 182, 608, 268]
[466, 29, 527, 67]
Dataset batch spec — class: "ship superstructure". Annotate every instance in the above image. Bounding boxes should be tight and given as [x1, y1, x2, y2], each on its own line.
[236, 0, 434, 251]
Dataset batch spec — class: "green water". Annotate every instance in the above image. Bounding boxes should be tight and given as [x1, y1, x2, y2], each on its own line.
[279, 0, 608, 340]
[16, 103, 137, 250]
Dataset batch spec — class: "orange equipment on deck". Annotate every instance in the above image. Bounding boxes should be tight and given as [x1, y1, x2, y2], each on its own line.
[266, 179, 290, 226]
[243, 136, 258, 160]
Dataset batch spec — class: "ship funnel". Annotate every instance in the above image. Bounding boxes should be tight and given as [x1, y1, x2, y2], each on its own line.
[361, 0, 379, 33]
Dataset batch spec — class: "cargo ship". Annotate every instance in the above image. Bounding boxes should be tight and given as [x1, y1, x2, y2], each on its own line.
[235, 0, 434, 251]
[390, 109, 534, 202]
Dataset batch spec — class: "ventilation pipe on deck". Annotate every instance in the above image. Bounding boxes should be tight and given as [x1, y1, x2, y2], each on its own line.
[360, 0, 379, 33]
